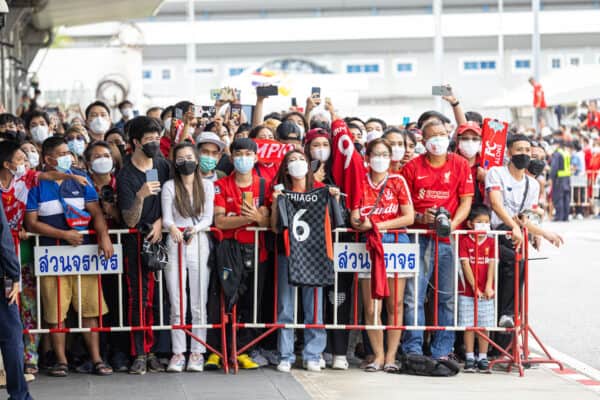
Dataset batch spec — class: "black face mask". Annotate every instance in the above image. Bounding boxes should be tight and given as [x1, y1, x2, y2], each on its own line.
[354, 142, 363, 154]
[527, 159, 545, 176]
[511, 154, 531, 170]
[141, 141, 160, 158]
[175, 160, 197, 176]
[3, 130, 19, 142]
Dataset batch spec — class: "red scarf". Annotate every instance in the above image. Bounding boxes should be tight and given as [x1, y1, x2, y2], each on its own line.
[365, 219, 388, 299]
[330, 119, 365, 210]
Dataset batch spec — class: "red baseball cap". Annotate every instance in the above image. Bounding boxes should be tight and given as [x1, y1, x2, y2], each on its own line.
[304, 127, 331, 145]
[457, 121, 482, 136]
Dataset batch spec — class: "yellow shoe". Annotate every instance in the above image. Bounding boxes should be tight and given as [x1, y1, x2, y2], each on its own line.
[237, 353, 259, 369]
[204, 353, 221, 370]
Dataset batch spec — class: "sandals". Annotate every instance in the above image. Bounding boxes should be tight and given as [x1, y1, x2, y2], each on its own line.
[24, 364, 38, 375]
[93, 362, 114, 376]
[48, 363, 69, 377]
[364, 362, 383, 372]
[384, 363, 399, 373]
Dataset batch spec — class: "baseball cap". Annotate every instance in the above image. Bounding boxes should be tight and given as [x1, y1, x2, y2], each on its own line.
[230, 137, 257, 153]
[456, 121, 482, 137]
[304, 127, 330, 145]
[196, 131, 225, 152]
[277, 120, 301, 142]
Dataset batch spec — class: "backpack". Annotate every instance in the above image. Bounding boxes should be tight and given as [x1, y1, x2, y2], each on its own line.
[216, 239, 254, 311]
[398, 354, 460, 377]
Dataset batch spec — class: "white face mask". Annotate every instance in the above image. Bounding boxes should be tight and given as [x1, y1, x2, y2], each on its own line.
[473, 222, 491, 232]
[10, 163, 26, 178]
[288, 159, 308, 179]
[425, 136, 450, 156]
[458, 140, 481, 159]
[91, 157, 113, 174]
[90, 117, 110, 135]
[31, 125, 50, 144]
[188, 127, 196, 136]
[366, 130, 383, 143]
[370, 156, 390, 173]
[391, 145, 406, 161]
[414, 142, 426, 155]
[310, 147, 331, 162]
[27, 152, 39, 168]
[122, 108, 134, 119]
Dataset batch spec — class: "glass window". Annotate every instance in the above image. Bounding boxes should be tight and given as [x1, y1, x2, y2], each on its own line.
[551, 58, 561, 69]
[142, 70, 152, 80]
[515, 59, 531, 69]
[397, 63, 413, 72]
[162, 69, 171, 80]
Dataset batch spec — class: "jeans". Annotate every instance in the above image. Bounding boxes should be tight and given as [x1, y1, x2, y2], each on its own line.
[165, 232, 210, 354]
[277, 255, 326, 363]
[402, 236, 455, 359]
[0, 297, 32, 400]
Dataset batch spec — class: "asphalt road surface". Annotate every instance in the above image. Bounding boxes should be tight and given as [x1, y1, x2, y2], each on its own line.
[528, 219, 600, 370]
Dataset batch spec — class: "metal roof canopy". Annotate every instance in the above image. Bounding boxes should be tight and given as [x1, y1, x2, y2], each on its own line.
[31, 0, 163, 30]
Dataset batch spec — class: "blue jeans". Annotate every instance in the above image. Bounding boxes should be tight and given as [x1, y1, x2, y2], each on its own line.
[402, 236, 455, 359]
[0, 297, 32, 400]
[277, 255, 326, 363]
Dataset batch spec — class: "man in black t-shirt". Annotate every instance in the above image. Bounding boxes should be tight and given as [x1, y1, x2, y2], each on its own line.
[117, 116, 171, 375]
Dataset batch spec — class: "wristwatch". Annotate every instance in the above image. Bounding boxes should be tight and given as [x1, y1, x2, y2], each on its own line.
[451, 101, 460, 107]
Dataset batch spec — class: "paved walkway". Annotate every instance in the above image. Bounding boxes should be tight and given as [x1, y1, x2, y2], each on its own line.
[27, 364, 600, 400]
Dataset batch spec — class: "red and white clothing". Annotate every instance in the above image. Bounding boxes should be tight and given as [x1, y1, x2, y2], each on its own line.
[357, 172, 412, 224]
[458, 235, 496, 298]
[253, 162, 279, 183]
[533, 83, 547, 109]
[214, 173, 272, 244]
[585, 111, 600, 131]
[1, 169, 39, 232]
[401, 153, 474, 229]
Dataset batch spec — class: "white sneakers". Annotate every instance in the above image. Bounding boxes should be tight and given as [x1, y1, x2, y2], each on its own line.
[167, 353, 204, 372]
[332, 356, 349, 370]
[187, 353, 204, 372]
[277, 360, 292, 373]
[304, 360, 321, 372]
[499, 315, 515, 328]
[167, 354, 185, 372]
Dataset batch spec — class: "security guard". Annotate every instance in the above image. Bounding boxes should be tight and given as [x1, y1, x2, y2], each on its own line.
[550, 140, 572, 222]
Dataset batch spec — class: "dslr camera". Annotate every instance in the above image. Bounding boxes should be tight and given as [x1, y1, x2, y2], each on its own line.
[434, 207, 452, 238]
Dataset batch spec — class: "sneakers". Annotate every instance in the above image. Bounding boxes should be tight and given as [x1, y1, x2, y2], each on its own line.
[249, 349, 269, 368]
[129, 356, 147, 375]
[319, 356, 326, 369]
[576, 214, 584, 221]
[167, 354, 185, 373]
[464, 358, 476, 373]
[187, 353, 204, 372]
[477, 358, 491, 373]
[498, 315, 515, 328]
[147, 353, 165, 373]
[332, 355, 349, 370]
[204, 353, 221, 370]
[304, 360, 321, 372]
[237, 353, 259, 369]
[260, 349, 280, 366]
[277, 360, 292, 373]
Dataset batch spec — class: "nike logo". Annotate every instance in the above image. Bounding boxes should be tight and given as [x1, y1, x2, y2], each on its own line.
[417, 176, 428, 180]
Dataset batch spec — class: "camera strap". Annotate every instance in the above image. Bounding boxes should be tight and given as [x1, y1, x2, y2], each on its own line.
[368, 175, 389, 217]
[518, 176, 530, 214]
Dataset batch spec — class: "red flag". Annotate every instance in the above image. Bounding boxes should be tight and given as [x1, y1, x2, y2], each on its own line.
[331, 119, 365, 210]
[253, 139, 295, 164]
[366, 220, 389, 299]
[480, 118, 508, 170]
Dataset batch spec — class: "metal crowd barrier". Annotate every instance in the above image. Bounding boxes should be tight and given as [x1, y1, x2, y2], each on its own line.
[15, 227, 230, 374]
[229, 226, 563, 376]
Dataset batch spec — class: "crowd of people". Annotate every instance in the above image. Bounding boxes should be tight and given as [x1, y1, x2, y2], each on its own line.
[0, 83, 585, 399]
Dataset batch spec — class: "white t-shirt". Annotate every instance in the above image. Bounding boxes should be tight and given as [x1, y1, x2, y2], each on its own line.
[485, 166, 540, 228]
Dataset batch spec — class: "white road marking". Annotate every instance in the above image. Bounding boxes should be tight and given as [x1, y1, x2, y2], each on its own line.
[530, 341, 600, 382]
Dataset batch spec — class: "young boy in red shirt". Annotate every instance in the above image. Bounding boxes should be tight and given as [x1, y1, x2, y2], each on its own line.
[458, 204, 496, 373]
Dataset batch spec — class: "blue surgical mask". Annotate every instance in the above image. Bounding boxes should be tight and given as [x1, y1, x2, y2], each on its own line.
[233, 156, 255, 174]
[56, 155, 73, 173]
[68, 139, 86, 156]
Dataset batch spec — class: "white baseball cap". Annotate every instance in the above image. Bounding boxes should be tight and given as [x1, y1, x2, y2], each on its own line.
[196, 131, 225, 152]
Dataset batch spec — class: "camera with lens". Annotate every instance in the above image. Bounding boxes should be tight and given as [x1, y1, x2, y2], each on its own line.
[434, 207, 452, 238]
[100, 185, 115, 204]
